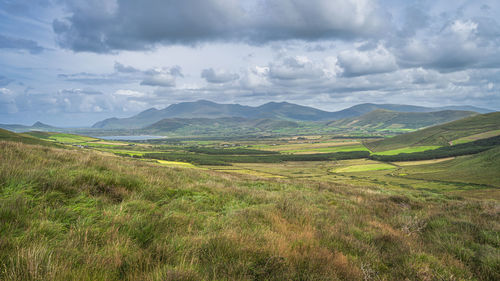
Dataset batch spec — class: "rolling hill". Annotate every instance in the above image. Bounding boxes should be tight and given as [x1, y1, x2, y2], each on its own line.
[400, 146, 500, 187]
[366, 111, 500, 152]
[92, 100, 493, 129]
[144, 117, 299, 134]
[0, 128, 57, 146]
[327, 109, 477, 131]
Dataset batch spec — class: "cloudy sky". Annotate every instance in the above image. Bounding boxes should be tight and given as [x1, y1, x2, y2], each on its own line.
[1, 0, 499, 126]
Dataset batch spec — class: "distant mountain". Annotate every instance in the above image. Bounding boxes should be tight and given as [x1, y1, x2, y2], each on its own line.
[92, 100, 333, 129]
[436, 105, 493, 114]
[92, 100, 494, 129]
[0, 121, 57, 133]
[327, 109, 477, 131]
[145, 117, 299, 135]
[0, 123, 31, 132]
[365, 111, 500, 152]
[32, 121, 55, 129]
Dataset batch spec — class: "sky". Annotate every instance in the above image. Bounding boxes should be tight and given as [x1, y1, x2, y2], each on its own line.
[0, 0, 499, 127]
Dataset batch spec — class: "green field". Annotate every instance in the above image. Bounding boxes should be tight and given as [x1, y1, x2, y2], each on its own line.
[24, 131, 99, 143]
[333, 163, 396, 172]
[372, 146, 440, 155]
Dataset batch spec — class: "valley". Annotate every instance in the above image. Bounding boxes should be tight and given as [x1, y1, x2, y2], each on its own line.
[1, 105, 499, 281]
[3, 2, 500, 280]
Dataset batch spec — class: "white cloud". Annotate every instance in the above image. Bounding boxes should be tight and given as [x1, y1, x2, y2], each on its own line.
[269, 56, 325, 80]
[201, 68, 240, 83]
[140, 66, 183, 87]
[337, 43, 398, 77]
[114, 89, 146, 97]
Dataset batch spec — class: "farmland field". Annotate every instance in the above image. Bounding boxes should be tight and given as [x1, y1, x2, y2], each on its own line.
[332, 163, 396, 172]
[372, 146, 440, 155]
[1, 129, 499, 281]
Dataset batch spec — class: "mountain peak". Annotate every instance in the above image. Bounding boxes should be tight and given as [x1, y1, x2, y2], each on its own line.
[32, 121, 53, 128]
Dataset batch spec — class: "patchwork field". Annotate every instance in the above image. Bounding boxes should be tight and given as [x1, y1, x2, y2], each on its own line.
[1, 128, 499, 281]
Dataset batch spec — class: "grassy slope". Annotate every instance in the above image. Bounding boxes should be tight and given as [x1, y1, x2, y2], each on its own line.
[452, 129, 500, 145]
[366, 111, 500, 152]
[23, 131, 99, 143]
[372, 146, 441, 155]
[399, 146, 500, 187]
[0, 141, 499, 280]
[328, 109, 476, 130]
[0, 128, 57, 147]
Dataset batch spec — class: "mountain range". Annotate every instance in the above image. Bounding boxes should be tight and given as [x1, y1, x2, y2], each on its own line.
[92, 100, 493, 129]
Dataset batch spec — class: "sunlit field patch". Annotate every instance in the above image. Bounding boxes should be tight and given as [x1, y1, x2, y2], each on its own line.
[48, 133, 99, 143]
[282, 144, 369, 154]
[332, 163, 396, 173]
[372, 146, 440, 155]
[156, 160, 197, 168]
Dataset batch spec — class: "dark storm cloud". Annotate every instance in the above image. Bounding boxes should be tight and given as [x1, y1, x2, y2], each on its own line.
[53, 0, 388, 53]
[201, 68, 240, 83]
[0, 34, 44, 54]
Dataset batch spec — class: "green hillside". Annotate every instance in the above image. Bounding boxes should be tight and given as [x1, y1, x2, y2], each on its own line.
[328, 109, 476, 131]
[23, 131, 99, 144]
[399, 146, 500, 187]
[366, 111, 500, 152]
[0, 128, 57, 147]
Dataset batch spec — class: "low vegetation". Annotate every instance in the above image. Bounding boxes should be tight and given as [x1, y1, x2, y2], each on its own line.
[366, 111, 500, 152]
[398, 146, 500, 187]
[1, 141, 499, 280]
[332, 163, 396, 173]
[371, 135, 500, 162]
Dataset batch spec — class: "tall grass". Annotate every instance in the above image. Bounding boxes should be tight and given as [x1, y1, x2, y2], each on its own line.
[0, 141, 498, 280]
